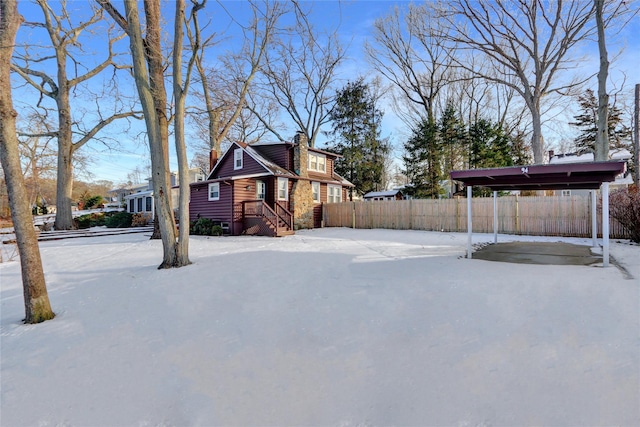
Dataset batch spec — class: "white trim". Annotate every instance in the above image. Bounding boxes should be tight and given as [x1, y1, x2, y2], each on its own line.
[312, 181, 320, 203]
[234, 148, 243, 170]
[308, 152, 326, 173]
[277, 177, 289, 201]
[208, 182, 220, 201]
[327, 184, 342, 203]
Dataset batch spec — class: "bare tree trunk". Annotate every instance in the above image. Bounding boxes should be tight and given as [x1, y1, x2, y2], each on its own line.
[0, 0, 54, 323]
[173, 0, 192, 266]
[101, 0, 188, 268]
[635, 84, 639, 185]
[595, 0, 609, 162]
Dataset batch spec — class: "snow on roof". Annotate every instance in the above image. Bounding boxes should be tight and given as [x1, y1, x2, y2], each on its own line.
[364, 189, 403, 198]
[549, 148, 631, 164]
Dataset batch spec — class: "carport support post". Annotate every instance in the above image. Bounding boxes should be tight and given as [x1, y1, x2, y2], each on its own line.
[467, 185, 472, 259]
[493, 191, 498, 243]
[591, 190, 598, 249]
[602, 182, 610, 267]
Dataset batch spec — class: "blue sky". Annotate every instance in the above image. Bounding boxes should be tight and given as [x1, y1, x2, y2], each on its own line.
[12, 0, 640, 184]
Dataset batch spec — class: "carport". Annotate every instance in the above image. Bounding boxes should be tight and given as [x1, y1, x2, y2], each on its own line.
[450, 161, 627, 267]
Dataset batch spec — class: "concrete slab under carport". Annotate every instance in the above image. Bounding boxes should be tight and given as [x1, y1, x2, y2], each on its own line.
[473, 241, 602, 266]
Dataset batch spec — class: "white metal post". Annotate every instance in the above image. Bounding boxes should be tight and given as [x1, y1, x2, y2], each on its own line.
[591, 190, 598, 249]
[493, 191, 498, 244]
[467, 186, 473, 259]
[602, 182, 610, 267]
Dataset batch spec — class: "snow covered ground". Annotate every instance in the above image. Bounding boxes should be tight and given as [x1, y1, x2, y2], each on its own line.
[1, 228, 638, 426]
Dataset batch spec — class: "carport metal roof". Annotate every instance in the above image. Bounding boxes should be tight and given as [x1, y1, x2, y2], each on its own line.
[449, 160, 627, 267]
[450, 161, 626, 191]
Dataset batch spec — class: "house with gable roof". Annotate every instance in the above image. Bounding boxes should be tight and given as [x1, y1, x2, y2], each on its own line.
[189, 133, 353, 236]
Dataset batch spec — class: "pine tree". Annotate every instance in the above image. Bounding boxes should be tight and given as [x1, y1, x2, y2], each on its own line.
[469, 119, 513, 169]
[509, 129, 532, 166]
[403, 119, 442, 198]
[570, 89, 631, 153]
[438, 103, 467, 196]
[328, 78, 389, 199]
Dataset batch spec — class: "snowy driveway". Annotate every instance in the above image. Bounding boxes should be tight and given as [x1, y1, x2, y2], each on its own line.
[1, 228, 638, 426]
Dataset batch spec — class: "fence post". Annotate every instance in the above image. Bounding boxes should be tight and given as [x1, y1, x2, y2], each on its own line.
[409, 199, 413, 230]
[352, 202, 356, 229]
[515, 195, 520, 234]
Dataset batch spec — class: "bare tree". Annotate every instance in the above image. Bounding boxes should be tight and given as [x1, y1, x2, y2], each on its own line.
[366, 3, 458, 126]
[188, 0, 288, 161]
[0, 0, 55, 323]
[595, 0, 609, 161]
[252, 2, 345, 147]
[439, 0, 597, 164]
[11, 0, 137, 229]
[100, 0, 192, 268]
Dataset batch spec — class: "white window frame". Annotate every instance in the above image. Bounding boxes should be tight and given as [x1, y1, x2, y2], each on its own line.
[277, 177, 289, 201]
[312, 181, 320, 203]
[234, 148, 243, 170]
[308, 153, 326, 173]
[561, 189, 571, 197]
[256, 180, 266, 200]
[328, 185, 342, 203]
[208, 182, 220, 201]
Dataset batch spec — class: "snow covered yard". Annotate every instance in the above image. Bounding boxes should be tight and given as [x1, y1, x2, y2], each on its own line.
[1, 228, 638, 426]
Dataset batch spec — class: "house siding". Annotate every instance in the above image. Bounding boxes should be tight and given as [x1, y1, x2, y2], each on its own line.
[189, 181, 233, 224]
[212, 147, 269, 179]
[253, 144, 291, 170]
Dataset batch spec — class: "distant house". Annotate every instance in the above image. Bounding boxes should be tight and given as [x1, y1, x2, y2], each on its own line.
[123, 169, 205, 218]
[548, 148, 632, 196]
[189, 133, 354, 236]
[363, 189, 404, 201]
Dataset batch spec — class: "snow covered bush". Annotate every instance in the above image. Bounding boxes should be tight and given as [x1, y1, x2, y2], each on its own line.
[609, 185, 640, 243]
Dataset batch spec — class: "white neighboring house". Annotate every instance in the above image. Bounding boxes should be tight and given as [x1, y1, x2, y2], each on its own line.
[363, 189, 405, 201]
[124, 169, 206, 218]
[548, 148, 632, 196]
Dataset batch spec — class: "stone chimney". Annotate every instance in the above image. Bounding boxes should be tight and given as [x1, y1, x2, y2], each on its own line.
[291, 131, 314, 230]
[548, 150, 555, 163]
[293, 131, 309, 178]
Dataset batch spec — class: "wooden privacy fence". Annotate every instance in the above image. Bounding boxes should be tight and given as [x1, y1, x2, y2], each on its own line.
[322, 195, 631, 239]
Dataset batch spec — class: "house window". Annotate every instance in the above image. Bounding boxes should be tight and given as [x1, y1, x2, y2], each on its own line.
[308, 153, 326, 173]
[312, 181, 320, 203]
[277, 177, 288, 201]
[328, 185, 342, 203]
[129, 199, 134, 213]
[145, 197, 153, 212]
[561, 190, 571, 197]
[208, 182, 220, 201]
[234, 148, 243, 170]
[137, 197, 143, 212]
[256, 180, 266, 200]
[195, 173, 205, 182]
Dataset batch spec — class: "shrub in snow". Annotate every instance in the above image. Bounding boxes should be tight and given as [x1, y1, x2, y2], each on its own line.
[131, 213, 149, 227]
[104, 212, 133, 228]
[609, 185, 640, 243]
[190, 218, 223, 236]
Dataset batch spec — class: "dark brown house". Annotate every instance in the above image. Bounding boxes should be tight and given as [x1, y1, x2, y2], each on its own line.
[189, 133, 353, 236]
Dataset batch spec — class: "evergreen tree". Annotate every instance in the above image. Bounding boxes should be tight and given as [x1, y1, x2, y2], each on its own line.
[438, 102, 467, 196]
[570, 89, 631, 153]
[328, 78, 389, 199]
[403, 119, 442, 198]
[509, 129, 532, 166]
[468, 118, 513, 169]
